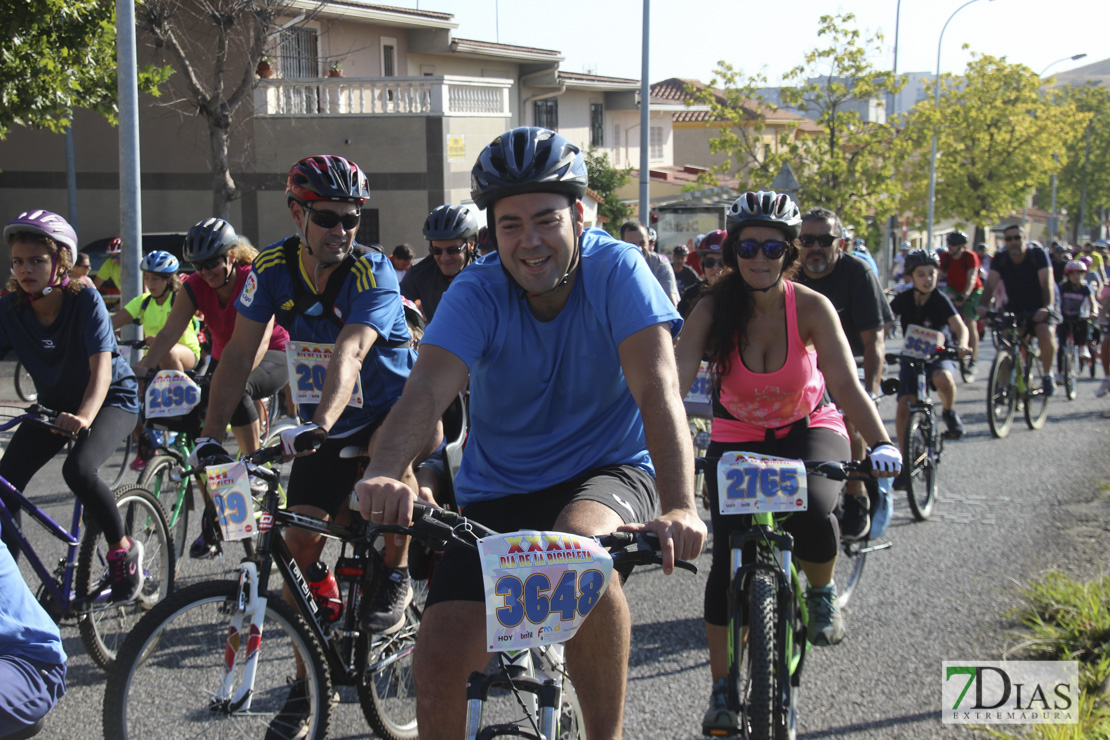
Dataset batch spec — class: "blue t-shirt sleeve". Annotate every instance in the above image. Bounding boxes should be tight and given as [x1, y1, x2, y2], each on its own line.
[604, 243, 682, 344]
[345, 256, 407, 339]
[82, 289, 119, 358]
[420, 273, 491, 369]
[234, 266, 277, 322]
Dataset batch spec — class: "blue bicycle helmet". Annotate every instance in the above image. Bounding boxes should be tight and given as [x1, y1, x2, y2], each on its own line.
[470, 127, 587, 210]
[140, 250, 179, 274]
[423, 205, 479, 241]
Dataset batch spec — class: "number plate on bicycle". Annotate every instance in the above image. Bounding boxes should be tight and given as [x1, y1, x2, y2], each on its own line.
[205, 461, 257, 541]
[902, 325, 946, 360]
[717, 452, 808, 515]
[285, 341, 364, 411]
[144, 370, 201, 419]
[478, 531, 613, 652]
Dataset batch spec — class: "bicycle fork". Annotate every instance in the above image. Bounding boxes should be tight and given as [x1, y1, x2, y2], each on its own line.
[213, 562, 268, 714]
[464, 648, 564, 740]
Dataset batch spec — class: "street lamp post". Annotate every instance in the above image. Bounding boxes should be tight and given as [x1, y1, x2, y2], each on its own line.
[926, 0, 996, 250]
[1041, 54, 1088, 240]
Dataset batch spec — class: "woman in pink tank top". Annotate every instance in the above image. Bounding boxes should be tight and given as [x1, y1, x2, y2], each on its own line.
[676, 191, 901, 733]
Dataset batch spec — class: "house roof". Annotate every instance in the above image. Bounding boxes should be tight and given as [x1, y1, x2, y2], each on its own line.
[559, 71, 640, 90]
[292, 0, 457, 28]
[651, 77, 820, 131]
[630, 165, 740, 190]
[450, 37, 563, 63]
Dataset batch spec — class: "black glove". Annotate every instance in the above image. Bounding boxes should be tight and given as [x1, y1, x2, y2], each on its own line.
[189, 437, 234, 468]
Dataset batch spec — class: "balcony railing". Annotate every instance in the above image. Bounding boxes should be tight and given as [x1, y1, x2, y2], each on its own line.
[254, 75, 513, 118]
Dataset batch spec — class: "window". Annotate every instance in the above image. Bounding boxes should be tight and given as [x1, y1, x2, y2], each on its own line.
[649, 125, 665, 161]
[356, 209, 379, 246]
[590, 104, 604, 147]
[381, 36, 397, 77]
[534, 99, 558, 129]
[278, 27, 319, 79]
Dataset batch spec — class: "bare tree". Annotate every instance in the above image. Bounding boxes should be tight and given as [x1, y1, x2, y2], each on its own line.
[141, 0, 300, 218]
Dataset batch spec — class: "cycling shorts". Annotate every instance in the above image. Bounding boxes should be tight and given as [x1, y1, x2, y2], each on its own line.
[285, 417, 383, 517]
[945, 287, 983, 322]
[425, 464, 658, 607]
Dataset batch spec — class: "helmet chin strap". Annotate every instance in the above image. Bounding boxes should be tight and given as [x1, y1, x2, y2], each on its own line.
[26, 255, 69, 302]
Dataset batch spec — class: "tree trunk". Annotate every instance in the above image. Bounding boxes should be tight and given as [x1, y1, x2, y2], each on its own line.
[209, 123, 237, 220]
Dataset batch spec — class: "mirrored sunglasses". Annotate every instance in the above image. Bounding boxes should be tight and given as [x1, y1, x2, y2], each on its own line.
[736, 239, 790, 260]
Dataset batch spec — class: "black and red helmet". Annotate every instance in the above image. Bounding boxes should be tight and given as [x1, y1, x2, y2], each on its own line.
[286, 155, 370, 204]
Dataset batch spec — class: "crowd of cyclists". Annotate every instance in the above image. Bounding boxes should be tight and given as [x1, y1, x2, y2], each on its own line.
[0, 124, 1105, 739]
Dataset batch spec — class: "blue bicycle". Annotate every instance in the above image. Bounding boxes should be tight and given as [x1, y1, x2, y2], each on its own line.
[0, 405, 173, 668]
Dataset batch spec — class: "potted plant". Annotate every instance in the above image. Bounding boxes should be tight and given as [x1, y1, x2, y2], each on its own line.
[256, 56, 273, 78]
[328, 61, 343, 78]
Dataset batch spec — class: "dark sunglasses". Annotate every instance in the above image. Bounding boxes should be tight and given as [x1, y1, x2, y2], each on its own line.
[702, 257, 723, 268]
[736, 239, 790, 260]
[304, 204, 361, 231]
[430, 246, 465, 257]
[191, 256, 225, 272]
[798, 233, 839, 249]
[1003, 235, 1022, 242]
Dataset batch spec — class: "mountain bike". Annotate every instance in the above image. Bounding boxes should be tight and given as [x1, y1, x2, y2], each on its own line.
[104, 438, 426, 740]
[985, 311, 1050, 437]
[0, 405, 173, 669]
[697, 454, 878, 740]
[887, 344, 961, 521]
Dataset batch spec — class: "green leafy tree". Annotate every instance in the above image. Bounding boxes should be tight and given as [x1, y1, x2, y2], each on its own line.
[585, 148, 632, 235]
[0, 0, 170, 138]
[691, 14, 904, 234]
[140, 0, 298, 218]
[1041, 82, 1110, 242]
[900, 54, 1087, 236]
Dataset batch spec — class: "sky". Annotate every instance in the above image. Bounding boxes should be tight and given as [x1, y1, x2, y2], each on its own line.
[395, 0, 1107, 84]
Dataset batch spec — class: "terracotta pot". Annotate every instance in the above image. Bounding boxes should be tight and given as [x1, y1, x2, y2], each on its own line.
[328, 69, 343, 78]
[257, 62, 273, 78]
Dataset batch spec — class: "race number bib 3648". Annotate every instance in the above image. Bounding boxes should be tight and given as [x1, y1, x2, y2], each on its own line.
[285, 341, 363, 411]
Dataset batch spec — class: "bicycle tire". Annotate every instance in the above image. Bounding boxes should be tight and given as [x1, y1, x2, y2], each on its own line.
[1063, 345, 1078, 401]
[14, 360, 38, 402]
[1023, 355, 1050, 430]
[106, 432, 135, 490]
[138, 453, 190, 568]
[903, 412, 937, 521]
[834, 539, 867, 609]
[75, 485, 174, 669]
[986, 349, 1016, 438]
[735, 570, 777, 740]
[103, 579, 332, 740]
[357, 575, 429, 740]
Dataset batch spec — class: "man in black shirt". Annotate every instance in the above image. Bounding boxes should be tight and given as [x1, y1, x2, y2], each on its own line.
[976, 224, 1058, 395]
[795, 207, 894, 540]
[401, 204, 478, 322]
[670, 245, 702, 297]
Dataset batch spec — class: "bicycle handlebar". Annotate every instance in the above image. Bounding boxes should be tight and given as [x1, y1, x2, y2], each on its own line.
[0, 404, 89, 441]
[884, 346, 961, 365]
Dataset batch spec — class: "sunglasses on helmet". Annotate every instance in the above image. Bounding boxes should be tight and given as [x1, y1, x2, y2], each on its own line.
[736, 239, 790, 260]
[430, 246, 465, 257]
[798, 233, 839, 249]
[304, 204, 361, 232]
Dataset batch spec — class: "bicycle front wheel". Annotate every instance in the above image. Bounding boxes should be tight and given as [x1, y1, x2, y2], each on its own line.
[103, 580, 332, 740]
[138, 454, 191, 568]
[986, 349, 1016, 438]
[1063, 345, 1078, 401]
[903, 412, 937, 520]
[733, 570, 777, 740]
[76, 485, 174, 669]
[1023, 356, 1050, 430]
[14, 360, 38, 402]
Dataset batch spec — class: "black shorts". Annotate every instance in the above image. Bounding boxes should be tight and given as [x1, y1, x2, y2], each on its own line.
[425, 464, 659, 607]
[285, 417, 383, 517]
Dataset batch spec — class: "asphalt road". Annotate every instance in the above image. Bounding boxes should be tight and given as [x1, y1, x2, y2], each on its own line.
[3, 341, 1109, 740]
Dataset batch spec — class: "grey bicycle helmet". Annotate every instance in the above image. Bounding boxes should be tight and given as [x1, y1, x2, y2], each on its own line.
[4, 210, 78, 264]
[140, 250, 179, 274]
[726, 191, 802, 241]
[184, 218, 238, 263]
[904, 249, 941, 274]
[470, 127, 587, 210]
[423, 205, 479, 241]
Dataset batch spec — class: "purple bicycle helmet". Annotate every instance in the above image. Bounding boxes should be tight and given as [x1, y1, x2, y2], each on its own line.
[4, 210, 78, 265]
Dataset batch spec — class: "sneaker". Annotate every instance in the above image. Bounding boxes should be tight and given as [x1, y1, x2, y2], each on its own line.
[870, 477, 894, 539]
[107, 538, 145, 602]
[1081, 346, 1091, 361]
[129, 455, 148, 472]
[265, 678, 309, 740]
[839, 492, 870, 541]
[702, 678, 740, 735]
[1043, 374, 1056, 397]
[361, 568, 412, 635]
[189, 507, 222, 559]
[942, 409, 965, 439]
[966, 360, 977, 376]
[892, 470, 909, 491]
[1097, 378, 1110, 398]
[805, 583, 845, 647]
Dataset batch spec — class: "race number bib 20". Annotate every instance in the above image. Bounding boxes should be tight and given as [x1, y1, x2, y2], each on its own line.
[285, 341, 363, 411]
[205, 461, 256, 542]
[717, 452, 808, 516]
[478, 531, 613, 652]
[144, 370, 201, 419]
[903, 325, 946, 360]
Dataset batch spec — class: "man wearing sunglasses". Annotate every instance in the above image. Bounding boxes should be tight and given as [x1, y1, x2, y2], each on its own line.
[400, 204, 479, 322]
[795, 207, 893, 541]
[976, 224, 1058, 396]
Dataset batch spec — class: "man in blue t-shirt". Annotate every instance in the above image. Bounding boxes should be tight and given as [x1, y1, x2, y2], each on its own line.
[356, 128, 706, 738]
[192, 157, 430, 699]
